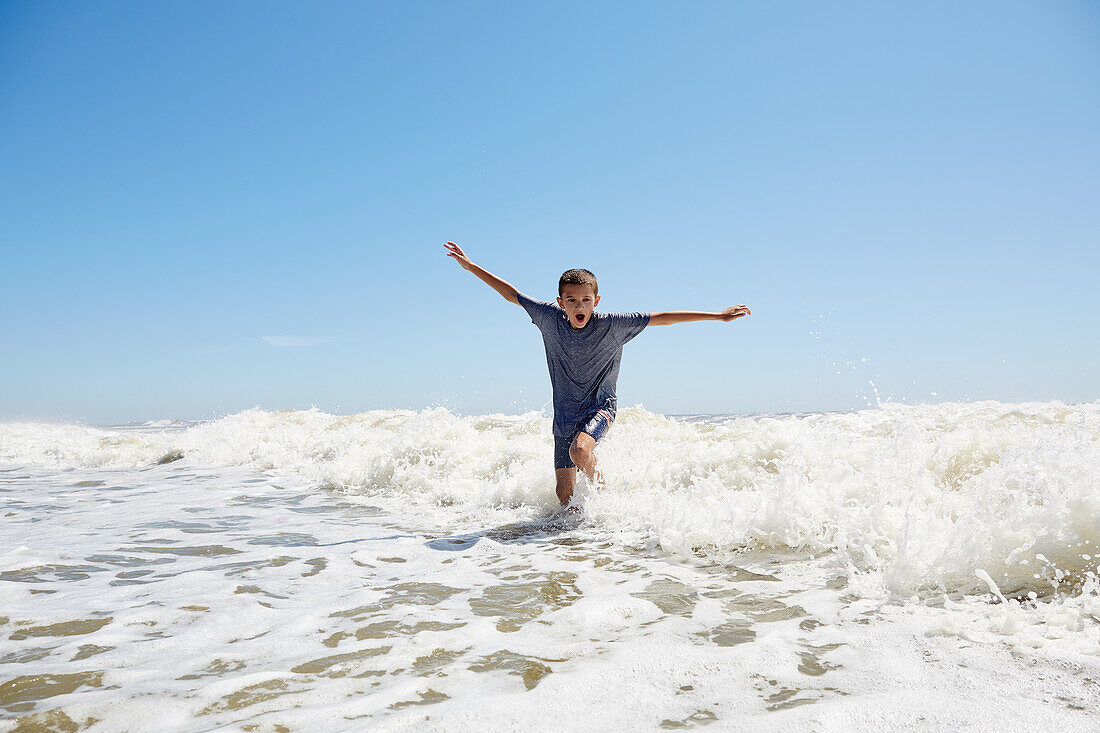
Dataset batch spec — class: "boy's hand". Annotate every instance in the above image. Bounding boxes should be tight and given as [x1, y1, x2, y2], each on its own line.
[444, 241, 520, 304]
[445, 241, 474, 271]
[718, 305, 751, 322]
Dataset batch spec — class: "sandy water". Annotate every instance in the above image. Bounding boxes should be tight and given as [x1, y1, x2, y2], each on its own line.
[2, 403, 1099, 731]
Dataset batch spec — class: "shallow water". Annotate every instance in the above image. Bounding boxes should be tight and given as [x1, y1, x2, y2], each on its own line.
[2, 403, 1099, 731]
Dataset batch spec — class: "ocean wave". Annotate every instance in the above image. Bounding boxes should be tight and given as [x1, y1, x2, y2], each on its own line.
[3, 401, 1098, 600]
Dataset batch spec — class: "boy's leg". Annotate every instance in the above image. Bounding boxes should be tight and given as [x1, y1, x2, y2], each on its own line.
[555, 467, 577, 506]
[569, 410, 611, 489]
[554, 436, 577, 506]
[568, 432, 603, 488]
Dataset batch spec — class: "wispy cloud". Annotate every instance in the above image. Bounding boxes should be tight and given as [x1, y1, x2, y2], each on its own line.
[262, 336, 339, 348]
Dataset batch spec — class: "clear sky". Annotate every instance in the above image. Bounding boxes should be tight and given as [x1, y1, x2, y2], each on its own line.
[1, 1, 1097, 425]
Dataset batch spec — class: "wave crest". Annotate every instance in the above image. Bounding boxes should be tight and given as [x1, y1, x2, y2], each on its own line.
[3, 401, 1098, 599]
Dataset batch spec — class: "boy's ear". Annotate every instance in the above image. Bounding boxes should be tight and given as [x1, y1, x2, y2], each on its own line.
[594, 294, 601, 307]
[556, 296, 564, 308]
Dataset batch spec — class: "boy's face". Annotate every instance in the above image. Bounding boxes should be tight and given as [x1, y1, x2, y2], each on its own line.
[557, 283, 600, 329]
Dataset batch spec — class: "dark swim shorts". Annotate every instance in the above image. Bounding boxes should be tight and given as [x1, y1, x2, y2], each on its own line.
[554, 409, 613, 470]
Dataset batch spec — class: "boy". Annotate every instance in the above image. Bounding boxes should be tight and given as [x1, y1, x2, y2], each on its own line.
[445, 241, 751, 506]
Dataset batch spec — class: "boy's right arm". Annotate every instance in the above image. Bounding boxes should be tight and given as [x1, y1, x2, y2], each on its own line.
[444, 241, 520, 305]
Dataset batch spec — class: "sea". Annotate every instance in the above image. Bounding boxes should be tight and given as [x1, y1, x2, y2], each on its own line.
[2, 401, 1099, 732]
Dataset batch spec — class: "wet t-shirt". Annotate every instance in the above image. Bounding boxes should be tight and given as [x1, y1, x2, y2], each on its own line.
[517, 292, 650, 437]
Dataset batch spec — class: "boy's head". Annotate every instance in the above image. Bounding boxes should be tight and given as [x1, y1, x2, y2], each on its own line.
[558, 268, 598, 297]
[557, 268, 600, 329]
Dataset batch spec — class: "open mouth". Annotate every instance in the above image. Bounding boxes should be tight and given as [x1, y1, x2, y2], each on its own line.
[574, 314, 585, 323]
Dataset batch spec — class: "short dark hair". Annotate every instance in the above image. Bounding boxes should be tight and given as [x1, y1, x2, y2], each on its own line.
[558, 268, 598, 297]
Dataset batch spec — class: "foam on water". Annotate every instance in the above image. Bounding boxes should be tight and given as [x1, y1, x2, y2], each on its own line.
[3, 401, 1097, 600]
[2, 402, 1099, 730]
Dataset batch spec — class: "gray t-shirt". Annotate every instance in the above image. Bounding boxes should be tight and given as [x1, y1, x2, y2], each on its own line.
[517, 292, 650, 437]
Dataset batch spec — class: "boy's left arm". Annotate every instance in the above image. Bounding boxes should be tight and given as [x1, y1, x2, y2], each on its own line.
[648, 305, 751, 326]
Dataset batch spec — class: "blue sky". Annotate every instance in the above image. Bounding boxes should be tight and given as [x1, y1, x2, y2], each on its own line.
[1, 1, 1097, 424]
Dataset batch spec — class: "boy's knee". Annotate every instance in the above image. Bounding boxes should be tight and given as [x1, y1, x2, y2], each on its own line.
[569, 441, 592, 464]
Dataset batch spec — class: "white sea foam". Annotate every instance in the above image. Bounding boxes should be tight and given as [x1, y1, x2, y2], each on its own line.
[2, 403, 1099, 730]
[3, 401, 1097, 600]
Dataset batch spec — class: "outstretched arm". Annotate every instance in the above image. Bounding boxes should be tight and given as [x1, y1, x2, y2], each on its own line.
[444, 241, 519, 305]
[649, 305, 751, 326]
